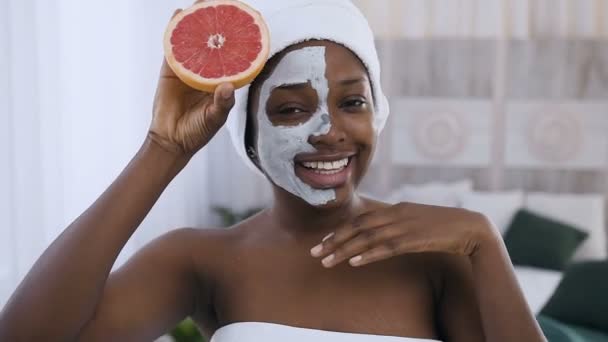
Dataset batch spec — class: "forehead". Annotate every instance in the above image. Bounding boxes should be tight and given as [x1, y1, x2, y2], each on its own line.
[260, 40, 369, 84]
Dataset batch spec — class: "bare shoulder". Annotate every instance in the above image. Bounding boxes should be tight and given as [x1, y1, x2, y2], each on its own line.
[164, 211, 271, 269]
[130, 226, 242, 279]
[155, 226, 243, 259]
[359, 195, 393, 211]
[144, 227, 230, 256]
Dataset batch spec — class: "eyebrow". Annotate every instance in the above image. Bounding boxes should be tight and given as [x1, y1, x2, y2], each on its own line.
[274, 77, 368, 90]
[275, 82, 310, 91]
[338, 77, 368, 86]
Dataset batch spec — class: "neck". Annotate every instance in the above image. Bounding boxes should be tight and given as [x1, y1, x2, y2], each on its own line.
[269, 186, 365, 240]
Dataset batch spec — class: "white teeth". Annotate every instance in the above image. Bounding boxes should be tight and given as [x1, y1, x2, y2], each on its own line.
[301, 158, 349, 171]
[302, 161, 317, 169]
[314, 169, 342, 175]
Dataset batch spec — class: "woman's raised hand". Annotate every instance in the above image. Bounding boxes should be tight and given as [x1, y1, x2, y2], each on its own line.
[311, 202, 499, 268]
[148, 9, 235, 157]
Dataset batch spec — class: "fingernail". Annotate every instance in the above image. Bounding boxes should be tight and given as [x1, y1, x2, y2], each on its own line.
[310, 244, 323, 257]
[221, 87, 233, 99]
[349, 255, 363, 266]
[322, 232, 334, 242]
[322, 254, 335, 267]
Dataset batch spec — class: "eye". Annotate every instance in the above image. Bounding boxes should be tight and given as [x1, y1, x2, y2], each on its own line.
[341, 97, 368, 111]
[347, 99, 365, 107]
[278, 106, 306, 115]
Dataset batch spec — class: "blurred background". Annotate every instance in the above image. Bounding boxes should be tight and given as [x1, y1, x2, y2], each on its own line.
[1, 0, 607, 340]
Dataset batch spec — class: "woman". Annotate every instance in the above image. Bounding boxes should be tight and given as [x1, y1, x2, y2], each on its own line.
[0, 0, 546, 341]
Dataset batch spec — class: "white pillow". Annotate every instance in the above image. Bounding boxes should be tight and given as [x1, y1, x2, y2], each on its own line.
[460, 191, 524, 235]
[386, 179, 473, 207]
[525, 193, 607, 261]
[513, 266, 563, 314]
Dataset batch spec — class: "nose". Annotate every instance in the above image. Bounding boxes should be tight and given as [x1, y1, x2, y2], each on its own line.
[308, 112, 346, 146]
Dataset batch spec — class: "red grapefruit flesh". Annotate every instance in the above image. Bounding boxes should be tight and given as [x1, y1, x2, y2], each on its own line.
[164, 0, 270, 93]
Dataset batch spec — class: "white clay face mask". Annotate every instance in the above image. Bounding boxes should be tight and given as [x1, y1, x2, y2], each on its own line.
[256, 46, 336, 206]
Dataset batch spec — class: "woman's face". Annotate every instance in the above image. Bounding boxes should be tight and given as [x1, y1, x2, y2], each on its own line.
[248, 40, 376, 208]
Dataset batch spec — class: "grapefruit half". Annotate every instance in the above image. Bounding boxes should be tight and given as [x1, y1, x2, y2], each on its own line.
[163, 0, 270, 93]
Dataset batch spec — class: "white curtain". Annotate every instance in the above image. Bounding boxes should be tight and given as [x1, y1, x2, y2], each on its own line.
[0, 0, 271, 309]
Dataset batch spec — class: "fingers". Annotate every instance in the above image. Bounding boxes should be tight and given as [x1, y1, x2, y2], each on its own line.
[351, 244, 400, 266]
[205, 82, 235, 127]
[171, 8, 183, 18]
[319, 225, 406, 268]
[212, 82, 235, 114]
[159, 57, 177, 79]
[309, 203, 419, 268]
[308, 202, 485, 268]
[309, 211, 389, 259]
[320, 226, 440, 268]
[353, 238, 442, 266]
[310, 205, 403, 259]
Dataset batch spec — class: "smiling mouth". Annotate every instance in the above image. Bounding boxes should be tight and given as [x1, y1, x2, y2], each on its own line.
[300, 158, 349, 174]
[294, 156, 354, 189]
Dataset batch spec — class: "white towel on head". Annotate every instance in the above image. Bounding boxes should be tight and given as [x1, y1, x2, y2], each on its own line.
[225, 0, 390, 175]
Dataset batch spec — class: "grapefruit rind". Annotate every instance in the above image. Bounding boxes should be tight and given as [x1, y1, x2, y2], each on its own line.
[163, 0, 270, 93]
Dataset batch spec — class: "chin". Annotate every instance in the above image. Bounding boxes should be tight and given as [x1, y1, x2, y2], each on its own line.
[309, 183, 357, 210]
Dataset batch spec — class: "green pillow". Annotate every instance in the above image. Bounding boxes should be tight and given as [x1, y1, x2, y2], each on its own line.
[541, 261, 608, 333]
[503, 209, 588, 271]
[537, 314, 608, 342]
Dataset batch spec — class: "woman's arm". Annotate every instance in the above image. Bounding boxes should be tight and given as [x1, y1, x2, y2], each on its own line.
[0, 9, 236, 336]
[436, 254, 485, 341]
[468, 231, 546, 341]
[438, 230, 546, 341]
[76, 225, 207, 342]
[0, 139, 190, 341]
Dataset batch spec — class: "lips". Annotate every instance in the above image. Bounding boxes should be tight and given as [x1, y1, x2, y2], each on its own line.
[294, 153, 355, 189]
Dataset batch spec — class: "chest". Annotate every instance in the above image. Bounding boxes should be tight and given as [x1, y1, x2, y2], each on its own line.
[210, 247, 439, 338]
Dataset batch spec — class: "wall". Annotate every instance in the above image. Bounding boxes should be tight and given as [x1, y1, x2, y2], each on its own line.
[348, 0, 608, 197]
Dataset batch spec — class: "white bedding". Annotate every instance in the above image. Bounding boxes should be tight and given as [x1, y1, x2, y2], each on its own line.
[513, 266, 563, 314]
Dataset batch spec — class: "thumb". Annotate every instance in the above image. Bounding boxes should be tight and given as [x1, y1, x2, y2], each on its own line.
[210, 82, 236, 119]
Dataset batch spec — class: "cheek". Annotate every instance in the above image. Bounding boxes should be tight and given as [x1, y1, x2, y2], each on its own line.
[346, 113, 376, 147]
[257, 124, 311, 159]
[345, 114, 376, 174]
